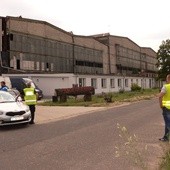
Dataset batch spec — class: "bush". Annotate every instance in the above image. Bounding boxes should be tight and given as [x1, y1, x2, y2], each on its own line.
[119, 89, 125, 93]
[102, 92, 113, 103]
[131, 83, 141, 91]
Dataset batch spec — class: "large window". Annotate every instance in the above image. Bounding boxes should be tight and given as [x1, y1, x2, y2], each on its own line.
[36, 61, 40, 70]
[110, 79, 115, 88]
[125, 79, 128, 87]
[91, 78, 97, 89]
[79, 78, 86, 87]
[118, 79, 122, 87]
[41, 62, 45, 71]
[101, 79, 107, 88]
[10, 33, 74, 72]
[22, 60, 34, 70]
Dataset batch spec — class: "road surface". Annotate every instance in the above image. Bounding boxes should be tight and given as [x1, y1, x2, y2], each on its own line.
[0, 98, 165, 170]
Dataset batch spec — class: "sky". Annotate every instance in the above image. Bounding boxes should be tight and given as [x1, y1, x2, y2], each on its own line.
[1, 0, 170, 52]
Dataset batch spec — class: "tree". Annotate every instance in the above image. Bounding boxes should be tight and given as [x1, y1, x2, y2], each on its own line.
[156, 39, 170, 80]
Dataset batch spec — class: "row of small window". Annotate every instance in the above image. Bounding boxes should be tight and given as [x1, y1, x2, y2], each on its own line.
[74, 46, 102, 58]
[117, 46, 157, 64]
[117, 47, 140, 59]
[76, 60, 103, 68]
[11, 34, 103, 62]
[78, 78, 143, 89]
[10, 58, 73, 72]
[117, 57, 141, 68]
[146, 55, 157, 64]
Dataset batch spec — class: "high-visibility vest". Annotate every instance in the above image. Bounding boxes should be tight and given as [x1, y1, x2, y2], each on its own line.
[162, 84, 170, 109]
[23, 88, 37, 105]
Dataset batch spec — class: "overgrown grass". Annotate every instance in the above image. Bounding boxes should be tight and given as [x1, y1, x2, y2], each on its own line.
[160, 150, 170, 170]
[159, 143, 170, 170]
[115, 123, 148, 170]
[38, 88, 159, 107]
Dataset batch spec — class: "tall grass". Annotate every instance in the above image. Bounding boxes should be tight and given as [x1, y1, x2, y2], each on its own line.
[39, 88, 159, 107]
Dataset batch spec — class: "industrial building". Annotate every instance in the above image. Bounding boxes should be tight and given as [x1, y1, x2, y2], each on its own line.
[0, 16, 107, 75]
[0, 16, 158, 97]
[93, 33, 157, 77]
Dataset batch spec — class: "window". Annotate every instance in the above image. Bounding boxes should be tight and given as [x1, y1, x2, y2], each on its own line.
[136, 79, 138, 84]
[46, 62, 49, 71]
[41, 62, 45, 71]
[22, 60, 34, 70]
[91, 78, 97, 89]
[118, 79, 122, 87]
[10, 56, 16, 68]
[36, 61, 40, 70]
[51, 63, 54, 71]
[17, 59, 20, 70]
[125, 79, 128, 87]
[141, 79, 143, 87]
[110, 79, 115, 88]
[101, 79, 107, 88]
[79, 78, 86, 87]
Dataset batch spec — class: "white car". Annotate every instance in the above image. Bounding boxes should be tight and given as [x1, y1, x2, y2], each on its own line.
[0, 91, 31, 126]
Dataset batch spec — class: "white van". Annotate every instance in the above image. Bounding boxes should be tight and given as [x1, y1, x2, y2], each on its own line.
[0, 76, 43, 100]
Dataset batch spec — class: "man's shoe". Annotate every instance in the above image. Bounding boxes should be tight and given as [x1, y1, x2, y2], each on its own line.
[159, 138, 168, 142]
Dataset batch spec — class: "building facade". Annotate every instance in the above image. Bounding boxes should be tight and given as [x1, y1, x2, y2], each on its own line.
[0, 16, 158, 96]
[93, 34, 157, 78]
[0, 16, 106, 75]
[3, 73, 156, 97]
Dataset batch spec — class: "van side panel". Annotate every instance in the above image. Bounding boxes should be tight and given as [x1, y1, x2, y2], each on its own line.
[0, 18, 2, 52]
[10, 77, 26, 92]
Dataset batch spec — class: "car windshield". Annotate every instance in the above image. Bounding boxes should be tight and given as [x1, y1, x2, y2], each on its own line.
[0, 91, 15, 103]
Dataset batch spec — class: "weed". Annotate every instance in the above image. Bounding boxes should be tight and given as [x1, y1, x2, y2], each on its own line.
[115, 123, 148, 170]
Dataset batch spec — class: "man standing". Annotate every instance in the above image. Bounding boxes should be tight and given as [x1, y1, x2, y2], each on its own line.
[23, 82, 37, 124]
[0, 81, 8, 91]
[159, 74, 170, 141]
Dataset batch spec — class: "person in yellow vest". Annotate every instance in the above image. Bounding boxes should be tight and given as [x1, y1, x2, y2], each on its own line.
[23, 82, 38, 124]
[159, 74, 170, 141]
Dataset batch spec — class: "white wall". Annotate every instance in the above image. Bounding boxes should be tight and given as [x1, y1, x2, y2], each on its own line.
[3, 73, 156, 97]
[3, 74, 75, 97]
[32, 76, 70, 96]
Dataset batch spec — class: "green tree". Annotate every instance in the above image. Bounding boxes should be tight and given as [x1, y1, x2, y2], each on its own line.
[156, 39, 170, 80]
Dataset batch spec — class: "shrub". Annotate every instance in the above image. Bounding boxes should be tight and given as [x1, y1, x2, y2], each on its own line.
[131, 83, 141, 91]
[119, 89, 125, 93]
[102, 92, 113, 103]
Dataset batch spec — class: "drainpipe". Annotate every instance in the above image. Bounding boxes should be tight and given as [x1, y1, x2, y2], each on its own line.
[108, 35, 111, 74]
[71, 33, 75, 73]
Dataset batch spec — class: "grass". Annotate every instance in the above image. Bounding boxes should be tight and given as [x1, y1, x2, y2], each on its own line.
[115, 123, 148, 170]
[160, 150, 170, 170]
[38, 88, 159, 107]
[159, 142, 170, 170]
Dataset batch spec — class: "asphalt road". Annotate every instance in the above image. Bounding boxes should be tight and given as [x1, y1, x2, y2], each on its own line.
[0, 98, 165, 170]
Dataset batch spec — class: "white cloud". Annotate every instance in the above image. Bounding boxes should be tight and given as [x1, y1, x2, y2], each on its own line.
[1, 0, 170, 51]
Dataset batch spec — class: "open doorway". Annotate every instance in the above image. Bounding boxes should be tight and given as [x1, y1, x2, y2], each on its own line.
[17, 59, 20, 69]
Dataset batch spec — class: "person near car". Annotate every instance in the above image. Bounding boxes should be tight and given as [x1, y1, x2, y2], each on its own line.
[159, 74, 170, 142]
[23, 82, 38, 124]
[0, 81, 8, 91]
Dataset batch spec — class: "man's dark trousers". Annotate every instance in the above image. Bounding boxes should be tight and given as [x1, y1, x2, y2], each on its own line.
[29, 105, 35, 123]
